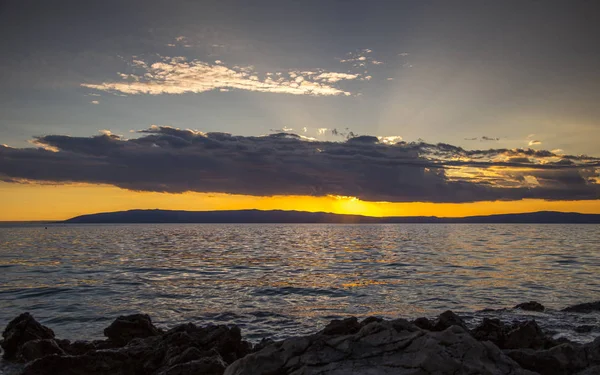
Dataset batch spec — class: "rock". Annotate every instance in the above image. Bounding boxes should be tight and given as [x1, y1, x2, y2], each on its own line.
[586, 336, 600, 364]
[17, 339, 65, 362]
[103, 313, 161, 345]
[320, 317, 361, 336]
[506, 343, 590, 375]
[432, 310, 469, 332]
[575, 325, 594, 333]
[412, 316, 434, 330]
[360, 316, 383, 326]
[471, 318, 510, 348]
[22, 351, 136, 375]
[576, 365, 600, 375]
[21, 322, 250, 375]
[505, 320, 553, 350]
[157, 356, 227, 375]
[562, 301, 600, 313]
[515, 301, 545, 312]
[225, 322, 534, 375]
[252, 338, 276, 353]
[1, 313, 55, 360]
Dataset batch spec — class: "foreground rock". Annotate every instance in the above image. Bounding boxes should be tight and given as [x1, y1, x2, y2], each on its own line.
[515, 301, 545, 312]
[1, 313, 55, 360]
[225, 321, 533, 375]
[562, 301, 600, 313]
[4, 314, 251, 375]
[2, 304, 600, 375]
[505, 336, 600, 375]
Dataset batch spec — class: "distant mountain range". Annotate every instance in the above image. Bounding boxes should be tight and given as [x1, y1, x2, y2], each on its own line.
[64, 209, 600, 224]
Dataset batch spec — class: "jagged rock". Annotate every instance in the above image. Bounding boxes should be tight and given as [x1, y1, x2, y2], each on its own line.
[412, 316, 434, 330]
[505, 335, 600, 375]
[506, 343, 590, 375]
[252, 338, 276, 353]
[432, 310, 469, 332]
[21, 322, 250, 375]
[22, 351, 136, 375]
[505, 320, 554, 350]
[156, 356, 227, 375]
[515, 301, 545, 312]
[103, 313, 161, 345]
[225, 321, 534, 375]
[575, 325, 594, 333]
[321, 317, 361, 336]
[1, 313, 55, 360]
[576, 365, 600, 375]
[17, 339, 65, 362]
[471, 318, 510, 348]
[563, 301, 600, 313]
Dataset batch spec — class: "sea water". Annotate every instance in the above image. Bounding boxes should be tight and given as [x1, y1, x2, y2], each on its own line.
[1, 223, 599, 345]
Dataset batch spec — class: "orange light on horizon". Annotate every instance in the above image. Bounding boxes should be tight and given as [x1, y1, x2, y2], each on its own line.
[1, 182, 600, 221]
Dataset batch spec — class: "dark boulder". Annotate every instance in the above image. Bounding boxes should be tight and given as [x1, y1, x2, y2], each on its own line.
[575, 325, 594, 333]
[563, 301, 600, 313]
[156, 356, 227, 375]
[22, 351, 135, 375]
[320, 317, 361, 336]
[506, 342, 591, 375]
[17, 339, 65, 362]
[20, 321, 251, 375]
[251, 338, 276, 353]
[515, 301, 545, 312]
[471, 318, 510, 348]
[432, 310, 469, 332]
[103, 313, 161, 345]
[505, 320, 553, 350]
[1, 313, 55, 360]
[412, 317, 434, 330]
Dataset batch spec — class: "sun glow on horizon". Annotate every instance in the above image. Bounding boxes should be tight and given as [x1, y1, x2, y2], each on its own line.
[1, 182, 600, 221]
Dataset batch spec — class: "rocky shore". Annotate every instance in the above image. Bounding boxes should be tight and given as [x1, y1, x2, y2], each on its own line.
[1, 301, 599, 375]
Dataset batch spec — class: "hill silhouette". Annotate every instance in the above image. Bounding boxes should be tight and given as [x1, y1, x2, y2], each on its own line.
[64, 209, 600, 224]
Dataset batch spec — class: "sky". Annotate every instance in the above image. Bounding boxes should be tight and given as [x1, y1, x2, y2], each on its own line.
[0, 0, 599, 220]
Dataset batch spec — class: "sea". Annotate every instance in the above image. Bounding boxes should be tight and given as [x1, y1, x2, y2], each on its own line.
[1, 223, 599, 353]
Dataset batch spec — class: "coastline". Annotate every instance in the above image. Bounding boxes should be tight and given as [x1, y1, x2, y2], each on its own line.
[1, 301, 599, 375]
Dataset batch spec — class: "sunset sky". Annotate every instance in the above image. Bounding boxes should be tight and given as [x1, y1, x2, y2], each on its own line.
[1, 0, 599, 221]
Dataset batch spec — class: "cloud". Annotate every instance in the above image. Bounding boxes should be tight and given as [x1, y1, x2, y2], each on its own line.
[529, 140, 542, 146]
[339, 49, 384, 68]
[1, 127, 599, 203]
[82, 56, 362, 97]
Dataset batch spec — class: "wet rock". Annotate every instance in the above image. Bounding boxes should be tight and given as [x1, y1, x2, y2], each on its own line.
[506, 343, 590, 375]
[320, 317, 361, 336]
[412, 317, 434, 330]
[225, 322, 534, 375]
[1, 313, 55, 360]
[103, 313, 161, 345]
[576, 365, 600, 375]
[157, 356, 227, 375]
[471, 318, 510, 348]
[575, 325, 594, 333]
[505, 320, 555, 350]
[359, 316, 383, 326]
[563, 301, 600, 313]
[389, 318, 420, 333]
[252, 338, 275, 353]
[515, 301, 545, 312]
[22, 351, 136, 375]
[17, 339, 65, 362]
[21, 322, 250, 375]
[432, 310, 469, 332]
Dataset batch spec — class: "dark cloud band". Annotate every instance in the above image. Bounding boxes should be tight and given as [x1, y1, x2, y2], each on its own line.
[1, 126, 599, 203]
